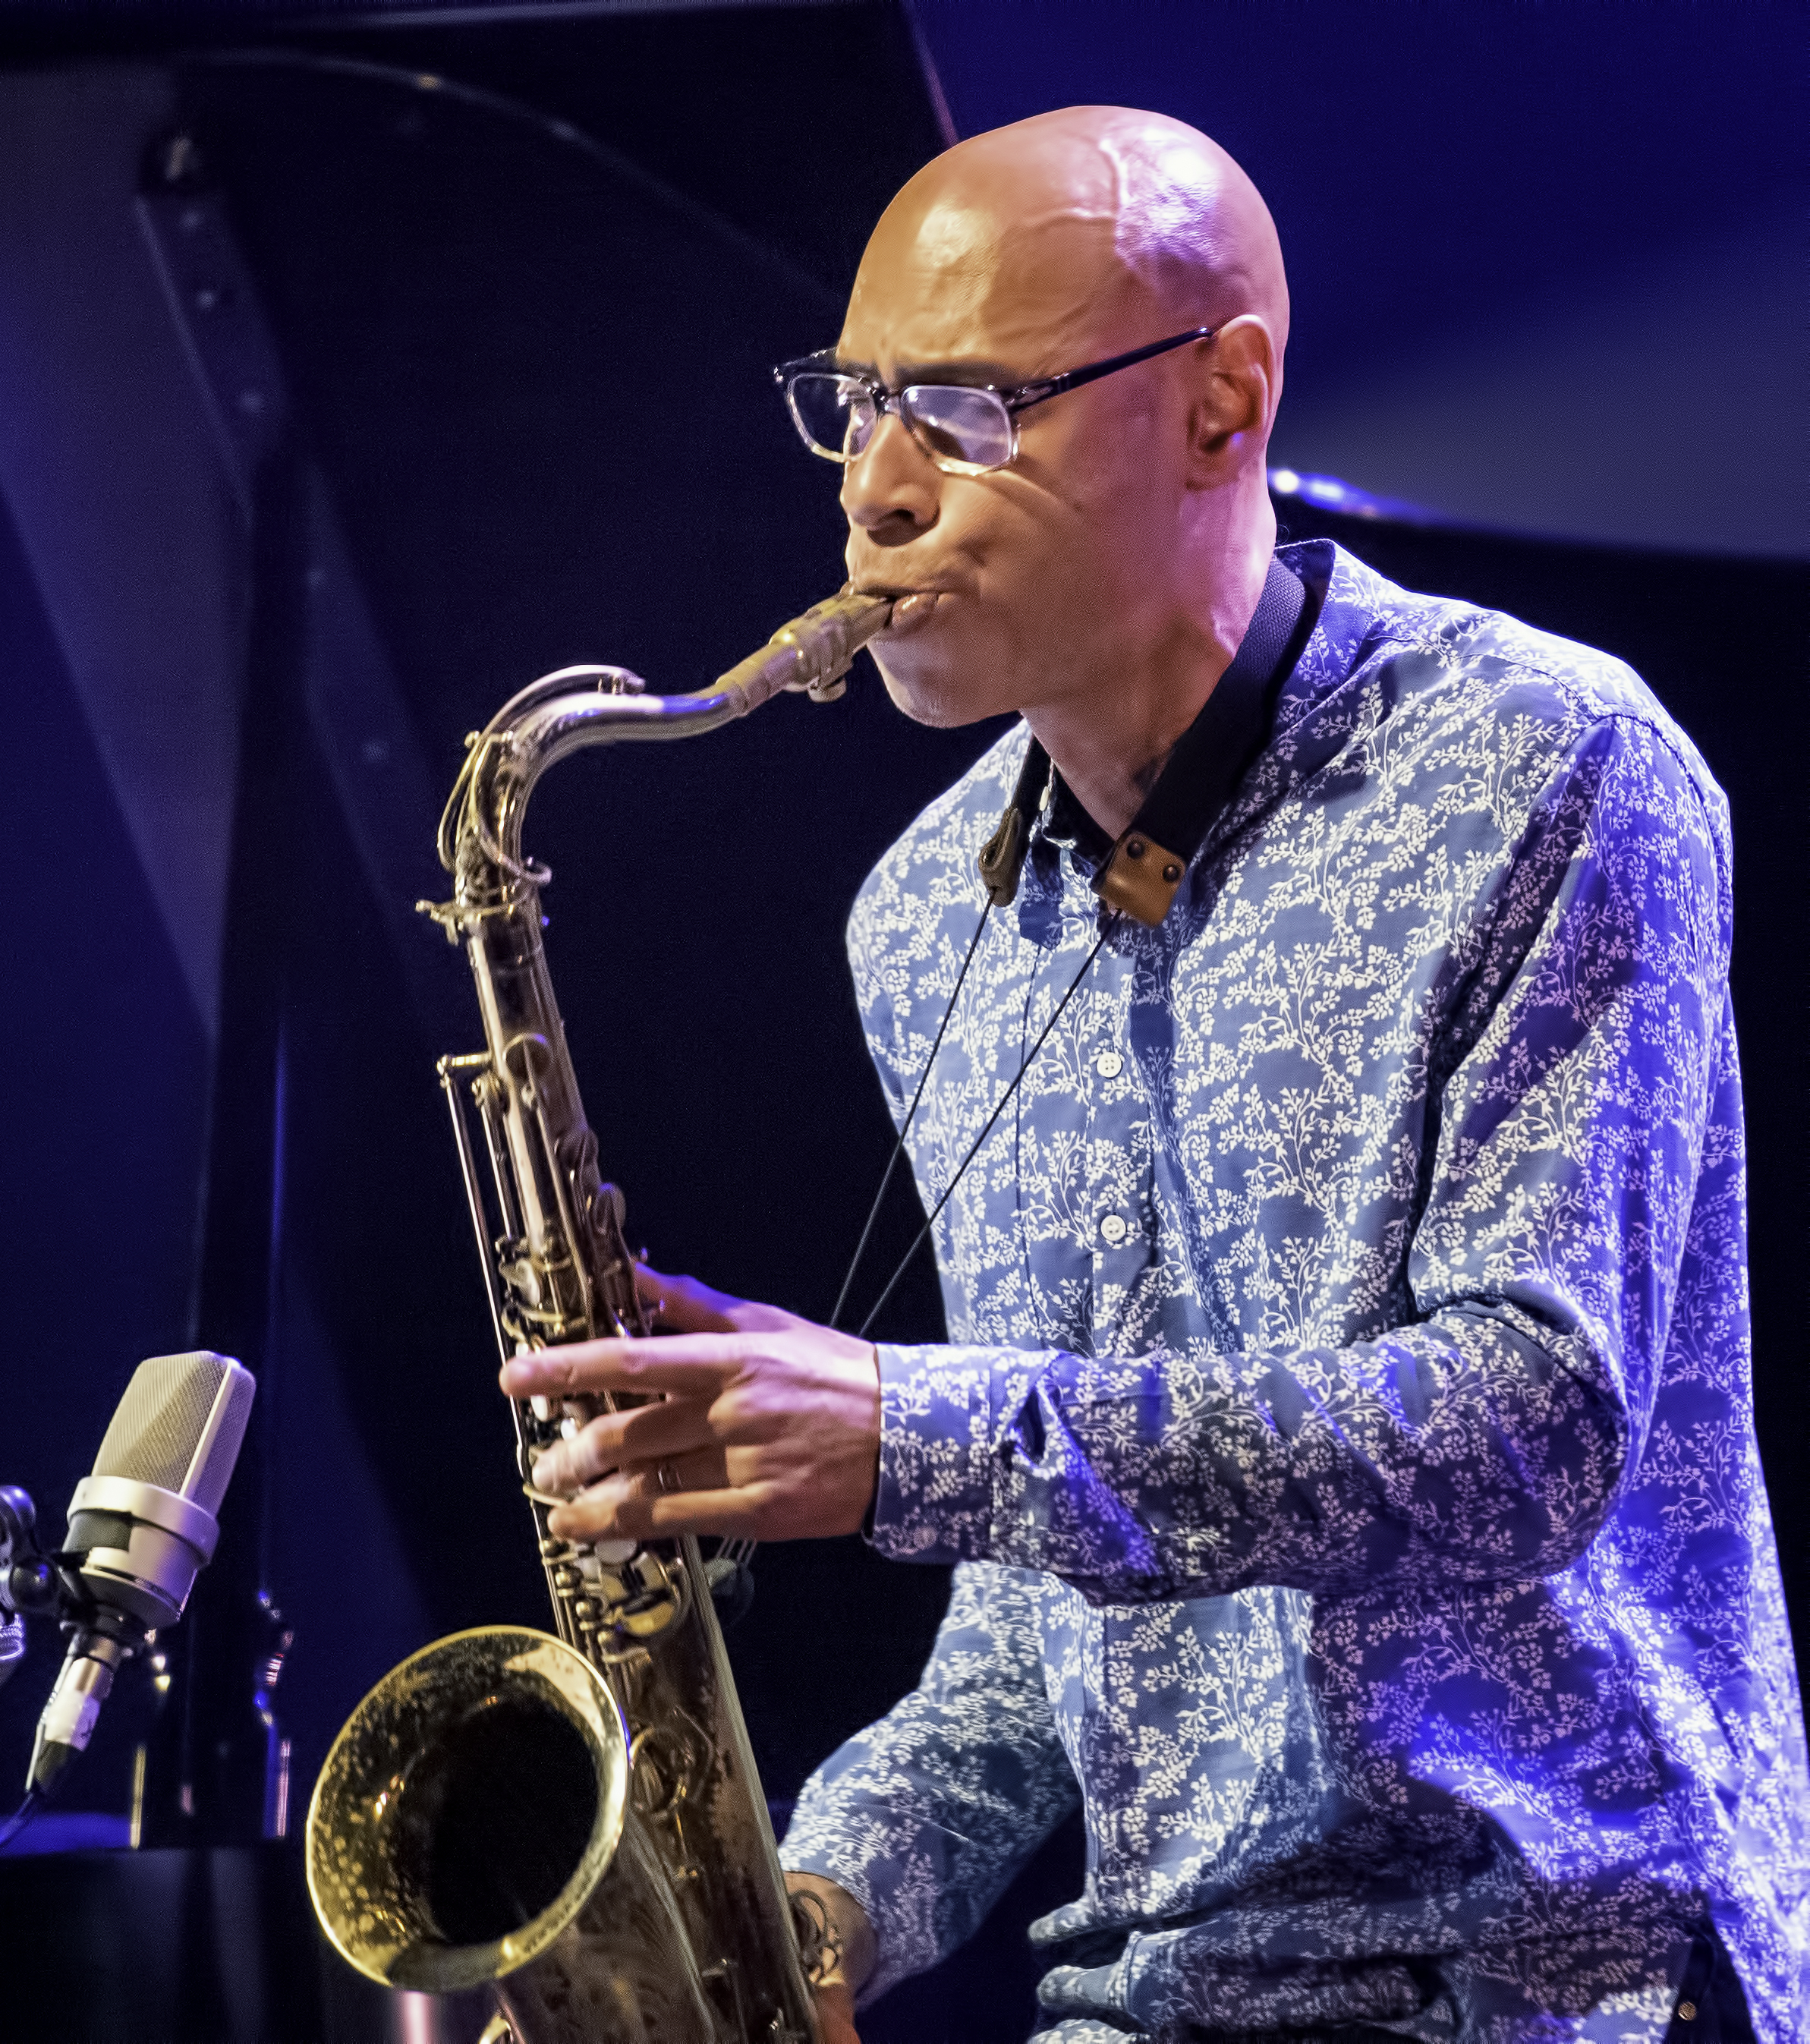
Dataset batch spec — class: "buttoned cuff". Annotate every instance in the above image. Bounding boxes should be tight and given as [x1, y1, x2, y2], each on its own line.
[870, 1342, 1054, 1564]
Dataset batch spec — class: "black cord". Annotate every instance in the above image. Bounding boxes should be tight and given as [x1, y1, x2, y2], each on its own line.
[0, 1790, 43, 1854]
[855, 921, 1115, 1341]
[184, 49, 839, 315]
[830, 902, 994, 1331]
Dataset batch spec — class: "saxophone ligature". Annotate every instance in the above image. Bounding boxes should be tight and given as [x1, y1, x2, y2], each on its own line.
[305, 590, 892, 2043]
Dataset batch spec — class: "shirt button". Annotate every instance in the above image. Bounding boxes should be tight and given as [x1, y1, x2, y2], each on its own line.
[1094, 1050, 1123, 1079]
[1097, 1213, 1129, 1246]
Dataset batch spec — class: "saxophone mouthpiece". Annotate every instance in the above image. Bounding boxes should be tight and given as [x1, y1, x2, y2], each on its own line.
[799, 590, 890, 704]
[715, 588, 895, 711]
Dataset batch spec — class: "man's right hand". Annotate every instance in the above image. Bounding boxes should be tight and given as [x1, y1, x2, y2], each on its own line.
[811, 1981, 861, 2044]
[785, 1870, 875, 2044]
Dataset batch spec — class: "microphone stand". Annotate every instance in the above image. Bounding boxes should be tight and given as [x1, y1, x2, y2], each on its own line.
[0, 1485, 94, 1844]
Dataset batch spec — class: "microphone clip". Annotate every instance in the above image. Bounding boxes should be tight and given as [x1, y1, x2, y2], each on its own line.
[0, 1486, 96, 1699]
[1, 1485, 76, 1619]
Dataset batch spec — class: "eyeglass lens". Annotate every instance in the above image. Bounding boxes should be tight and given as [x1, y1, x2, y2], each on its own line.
[785, 372, 1015, 473]
[786, 373, 878, 459]
[900, 386, 1015, 471]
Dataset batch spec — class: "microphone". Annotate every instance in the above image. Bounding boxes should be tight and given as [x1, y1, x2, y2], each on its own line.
[28, 1351, 255, 1794]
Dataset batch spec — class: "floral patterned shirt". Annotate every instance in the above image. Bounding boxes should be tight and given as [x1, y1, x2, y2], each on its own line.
[781, 542, 1808, 2042]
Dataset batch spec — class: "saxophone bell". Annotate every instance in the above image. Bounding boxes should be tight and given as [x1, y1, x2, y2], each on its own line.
[306, 1627, 718, 2039]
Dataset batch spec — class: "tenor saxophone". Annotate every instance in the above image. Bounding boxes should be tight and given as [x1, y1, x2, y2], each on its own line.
[305, 589, 892, 2043]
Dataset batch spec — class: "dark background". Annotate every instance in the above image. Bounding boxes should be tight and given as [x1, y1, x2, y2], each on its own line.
[0, 5, 1799, 2040]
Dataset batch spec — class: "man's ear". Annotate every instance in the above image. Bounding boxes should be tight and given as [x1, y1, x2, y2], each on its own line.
[1183, 315, 1279, 482]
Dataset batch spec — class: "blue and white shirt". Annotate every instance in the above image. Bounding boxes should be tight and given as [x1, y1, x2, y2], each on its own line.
[781, 542, 1808, 2042]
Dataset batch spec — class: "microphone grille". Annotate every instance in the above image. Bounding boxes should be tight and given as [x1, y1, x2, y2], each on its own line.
[91, 1352, 257, 1516]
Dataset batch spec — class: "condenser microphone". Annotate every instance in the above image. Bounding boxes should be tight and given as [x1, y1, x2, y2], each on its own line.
[28, 1351, 255, 1794]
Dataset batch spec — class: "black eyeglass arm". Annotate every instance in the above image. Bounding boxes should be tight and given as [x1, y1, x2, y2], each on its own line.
[1006, 323, 1217, 415]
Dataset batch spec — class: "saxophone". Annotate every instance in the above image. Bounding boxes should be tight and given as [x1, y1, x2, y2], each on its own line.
[305, 589, 893, 2043]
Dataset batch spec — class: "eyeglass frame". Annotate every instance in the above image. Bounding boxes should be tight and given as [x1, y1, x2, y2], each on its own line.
[772, 322, 1220, 476]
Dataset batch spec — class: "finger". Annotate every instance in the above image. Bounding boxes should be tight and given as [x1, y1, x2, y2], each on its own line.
[547, 1479, 768, 1545]
[634, 1263, 814, 1339]
[530, 1401, 718, 1493]
[615, 1447, 727, 1499]
[501, 1335, 744, 1399]
[634, 1264, 747, 1335]
[541, 1446, 728, 1510]
[546, 1449, 870, 1542]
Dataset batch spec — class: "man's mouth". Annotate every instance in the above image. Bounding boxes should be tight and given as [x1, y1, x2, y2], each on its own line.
[861, 588, 944, 638]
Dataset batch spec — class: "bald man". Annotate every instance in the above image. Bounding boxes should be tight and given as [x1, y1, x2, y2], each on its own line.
[509, 111, 1805, 2042]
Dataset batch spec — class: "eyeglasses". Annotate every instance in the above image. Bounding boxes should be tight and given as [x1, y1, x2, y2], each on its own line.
[773, 323, 1217, 477]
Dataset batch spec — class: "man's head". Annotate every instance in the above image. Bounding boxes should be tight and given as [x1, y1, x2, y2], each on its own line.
[827, 107, 1288, 734]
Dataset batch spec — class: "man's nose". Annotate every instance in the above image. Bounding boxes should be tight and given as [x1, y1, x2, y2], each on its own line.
[841, 411, 940, 539]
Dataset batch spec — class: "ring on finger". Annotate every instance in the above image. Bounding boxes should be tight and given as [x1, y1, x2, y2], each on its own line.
[656, 1460, 683, 1495]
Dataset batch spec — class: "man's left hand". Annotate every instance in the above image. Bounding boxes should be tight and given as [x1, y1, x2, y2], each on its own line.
[499, 1267, 881, 1543]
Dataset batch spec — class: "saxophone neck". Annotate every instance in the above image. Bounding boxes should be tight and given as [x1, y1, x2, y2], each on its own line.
[434, 588, 894, 892]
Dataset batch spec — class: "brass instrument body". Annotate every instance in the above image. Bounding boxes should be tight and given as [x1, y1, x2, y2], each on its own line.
[307, 592, 891, 2042]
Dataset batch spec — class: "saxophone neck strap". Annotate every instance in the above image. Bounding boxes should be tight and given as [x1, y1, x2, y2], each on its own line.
[1097, 553, 1311, 924]
[977, 737, 1054, 906]
[979, 552, 1315, 925]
